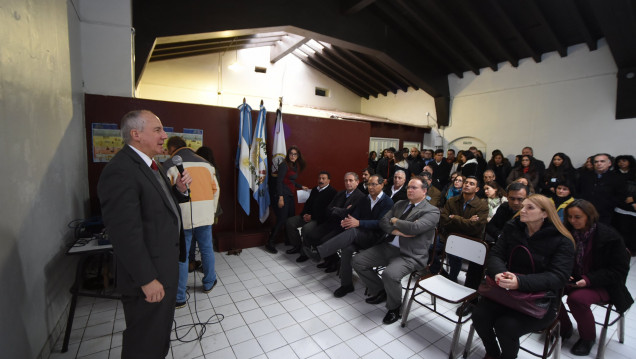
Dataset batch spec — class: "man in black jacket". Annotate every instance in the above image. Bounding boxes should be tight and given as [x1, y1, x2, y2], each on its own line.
[429, 149, 451, 190]
[485, 182, 529, 244]
[306, 174, 394, 297]
[577, 153, 627, 225]
[285, 171, 337, 257]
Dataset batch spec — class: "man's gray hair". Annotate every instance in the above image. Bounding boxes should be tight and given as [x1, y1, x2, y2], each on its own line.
[121, 110, 152, 144]
[394, 169, 406, 177]
[344, 172, 359, 181]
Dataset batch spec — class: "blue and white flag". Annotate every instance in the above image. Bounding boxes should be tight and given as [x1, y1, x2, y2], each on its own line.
[250, 104, 270, 222]
[271, 105, 287, 176]
[236, 102, 253, 215]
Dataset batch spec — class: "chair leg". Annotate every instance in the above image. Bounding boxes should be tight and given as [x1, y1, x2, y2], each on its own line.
[619, 313, 625, 343]
[596, 305, 613, 359]
[449, 322, 463, 359]
[400, 290, 416, 328]
[463, 324, 475, 359]
[554, 336, 561, 359]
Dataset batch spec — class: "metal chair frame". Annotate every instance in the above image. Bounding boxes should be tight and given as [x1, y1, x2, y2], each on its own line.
[401, 233, 488, 359]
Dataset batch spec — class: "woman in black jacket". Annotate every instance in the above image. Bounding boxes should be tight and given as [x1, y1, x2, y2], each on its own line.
[542, 152, 577, 195]
[558, 199, 633, 356]
[487, 149, 512, 189]
[472, 194, 575, 359]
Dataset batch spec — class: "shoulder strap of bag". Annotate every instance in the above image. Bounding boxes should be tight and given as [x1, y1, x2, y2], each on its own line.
[508, 245, 536, 273]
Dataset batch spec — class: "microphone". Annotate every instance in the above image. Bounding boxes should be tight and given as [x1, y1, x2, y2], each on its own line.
[172, 155, 189, 190]
[172, 155, 185, 175]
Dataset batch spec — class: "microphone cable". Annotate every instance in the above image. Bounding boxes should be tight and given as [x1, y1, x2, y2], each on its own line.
[171, 165, 224, 343]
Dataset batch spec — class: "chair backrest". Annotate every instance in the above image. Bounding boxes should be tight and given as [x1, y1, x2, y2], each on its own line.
[445, 234, 488, 265]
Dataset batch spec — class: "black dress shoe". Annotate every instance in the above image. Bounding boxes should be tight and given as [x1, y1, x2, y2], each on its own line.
[264, 242, 278, 254]
[286, 246, 301, 254]
[303, 246, 321, 262]
[570, 338, 595, 356]
[175, 301, 187, 309]
[325, 260, 340, 273]
[334, 285, 354, 298]
[317, 261, 329, 268]
[382, 307, 402, 324]
[365, 290, 387, 304]
[296, 254, 309, 262]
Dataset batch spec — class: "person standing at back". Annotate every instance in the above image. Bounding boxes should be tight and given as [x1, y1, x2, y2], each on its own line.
[165, 136, 220, 309]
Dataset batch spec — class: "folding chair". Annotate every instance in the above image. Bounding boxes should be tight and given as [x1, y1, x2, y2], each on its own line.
[401, 233, 488, 359]
[464, 290, 565, 359]
[594, 302, 625, 359]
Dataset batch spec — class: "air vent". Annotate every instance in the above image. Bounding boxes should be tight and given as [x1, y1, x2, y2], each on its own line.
[254, 66, 267, 73]
[315, 87, 329, 97]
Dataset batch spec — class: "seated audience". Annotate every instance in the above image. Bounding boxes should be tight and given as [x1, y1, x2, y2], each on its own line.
[357, 167, 374, 195]
[485, 182, 529, 244]
[558, 199, 633, 356]
[488, 149, 512, 189]
[483, 181, 507, 221]
[285, 171, 337, 257]
[305, 174, 393, 298]
[352, 177, 440, 324]
[550, 179, 575, 222]
[383, 170, 408, 202]
[440, 173, 464, 208]
[577, 153, 626, 225]
[542, 152, 577, 195]
[507, 155, 540, 190]
[472, 194, 575, 359]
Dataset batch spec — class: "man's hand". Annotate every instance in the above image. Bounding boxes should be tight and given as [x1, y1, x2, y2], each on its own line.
[175, 169, 192, 193]
[469, 215, 479, 222]
[278, 196, 284, 208]
[141, 279, 165, 303]
[391, 229, 414, 237]
[390, 217, 399, 225]
[341, 215, 359, 229]
[303, 214, 312, 222]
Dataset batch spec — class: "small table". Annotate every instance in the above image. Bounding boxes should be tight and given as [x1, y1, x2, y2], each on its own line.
[62, 239, 119, 352]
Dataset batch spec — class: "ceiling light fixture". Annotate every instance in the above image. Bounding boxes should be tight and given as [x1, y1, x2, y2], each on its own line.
[229, 49, 243, 72]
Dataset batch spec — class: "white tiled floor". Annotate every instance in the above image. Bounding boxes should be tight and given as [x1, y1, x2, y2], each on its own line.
[50, 245, 636, 359]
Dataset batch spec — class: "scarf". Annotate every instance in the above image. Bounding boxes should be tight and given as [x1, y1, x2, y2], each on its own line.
[573, 223, 596, 276]
[446, 186, 462, 200]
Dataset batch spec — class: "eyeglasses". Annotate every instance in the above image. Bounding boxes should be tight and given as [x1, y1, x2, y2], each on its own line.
[289, 152, 298, 156]
[368, 182, 381, 187]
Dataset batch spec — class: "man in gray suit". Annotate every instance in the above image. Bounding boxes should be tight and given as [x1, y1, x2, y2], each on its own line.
[353, 176, 440, 324]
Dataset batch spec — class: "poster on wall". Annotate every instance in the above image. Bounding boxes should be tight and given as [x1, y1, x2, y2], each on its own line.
[92, 123, 122, 162]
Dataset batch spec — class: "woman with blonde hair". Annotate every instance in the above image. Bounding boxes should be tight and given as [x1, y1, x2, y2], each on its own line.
[472, 194, 575, 359]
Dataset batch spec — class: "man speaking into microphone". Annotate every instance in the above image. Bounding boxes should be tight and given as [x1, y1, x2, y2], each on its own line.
[165, 136, 220, 308]
[98, 110, 191, 358]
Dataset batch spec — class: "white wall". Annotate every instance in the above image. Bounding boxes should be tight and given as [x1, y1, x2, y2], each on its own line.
[444, 40, 636, 167]
[137, 46, 362, 115]
[0, 0, 88, 357]
[78, 0, 133, 97]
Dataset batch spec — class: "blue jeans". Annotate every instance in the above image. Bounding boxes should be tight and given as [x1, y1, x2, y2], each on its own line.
[177, 225, 216, 302]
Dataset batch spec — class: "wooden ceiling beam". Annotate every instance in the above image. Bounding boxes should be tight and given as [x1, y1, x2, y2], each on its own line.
[322, 46, 388, 96]
[489, 0, 542, 63]
[333, 48, 399, 94]
[427, 0, 498, 72]
[341, 0, 376, 15]
[373, 0, 464, 78]
[270, 34, 309, 63]
[563, 0, 597, 51]
[298, 51, 370, 98]
[392, 0, 480, 75]
[150, 43, 275, 62]
[525, 0, 567, 57]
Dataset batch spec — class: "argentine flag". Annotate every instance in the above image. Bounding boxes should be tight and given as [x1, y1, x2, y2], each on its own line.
[236, 102, 253, 215]
[250, 104, 270, 222]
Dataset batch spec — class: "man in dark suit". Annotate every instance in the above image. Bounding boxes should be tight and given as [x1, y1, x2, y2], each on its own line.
[353, 177, 440, 324]
[98, 110, 191, 358]
[429, 149, 451, 190]
[384, 169, 407, 202]
[303, 172, 365, 270]
[305, 174, 394, 297]
[285, 171, 337, 259]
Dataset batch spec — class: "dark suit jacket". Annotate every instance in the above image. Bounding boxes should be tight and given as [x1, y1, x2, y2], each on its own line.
[384, 185, 407, 203]
[429, 160, 451, 190]
[348, 193, 394, 248]
[98, 145, 188, 296]
[301, 185, 338, 224]
[327, 188, 365, 223]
